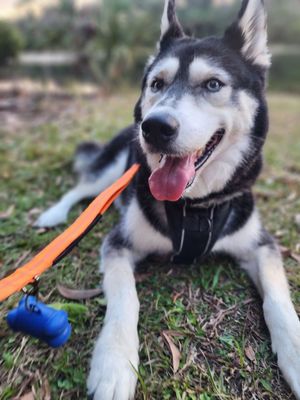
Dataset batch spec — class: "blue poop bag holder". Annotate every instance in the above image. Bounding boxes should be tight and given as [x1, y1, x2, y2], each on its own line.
[7, 295, 71, 348]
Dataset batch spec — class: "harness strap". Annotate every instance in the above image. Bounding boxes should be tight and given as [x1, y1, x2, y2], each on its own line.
[165, 200, 231, 264]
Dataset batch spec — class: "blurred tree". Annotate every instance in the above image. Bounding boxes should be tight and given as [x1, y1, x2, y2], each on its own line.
[179, 0, 239, 37]
[0, 20, 23, 66]
[267, 0, 300, 44]
[17, 0, 76, 50]
[83, 0, 161, 84]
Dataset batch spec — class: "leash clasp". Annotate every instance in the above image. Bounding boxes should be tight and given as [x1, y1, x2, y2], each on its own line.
[22, 276, 40, 311]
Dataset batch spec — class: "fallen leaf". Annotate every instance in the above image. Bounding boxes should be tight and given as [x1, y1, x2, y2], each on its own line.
[161, 329, 183, 338]
[279, 245, 290, 257]
[57, 283, 102, 300]
[172, 290, 185, 302]
[255, 188, 277, 200]
[36, 228, 47, 235]
[19, 392, 34, 400]
[27, 207, 42, 217]
[260, 378, 272, 392]
[27, 207, 43, 225]
[287, 192, 297, 202]
[291, 253, 300, 265]
[245, 345, 256, 363]
[0, 205, 14, 220]
[275, 230, 287, 238]
[50, 302, 88, 321]
[42, 377, 51, 400]
[161, 330, 181, 373]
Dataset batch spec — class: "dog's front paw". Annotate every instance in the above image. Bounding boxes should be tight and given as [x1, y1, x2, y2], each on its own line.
[87, 351, 138, 400]
[87, 326, 139, 400]
[34, 204, 67, 228]
[275, 335, 300, 399]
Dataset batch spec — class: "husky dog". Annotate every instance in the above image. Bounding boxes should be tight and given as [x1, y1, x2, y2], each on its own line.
[36, 0, 300, 399]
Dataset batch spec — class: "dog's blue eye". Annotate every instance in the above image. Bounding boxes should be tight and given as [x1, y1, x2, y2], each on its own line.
[151, 78, 164, 93]
[205, 79, 223, 92]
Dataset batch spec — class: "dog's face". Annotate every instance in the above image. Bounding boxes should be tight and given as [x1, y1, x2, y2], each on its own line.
[135, 0, 271, 201]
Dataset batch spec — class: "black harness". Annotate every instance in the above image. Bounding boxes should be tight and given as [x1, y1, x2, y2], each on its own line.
[165, 199, 232, 264]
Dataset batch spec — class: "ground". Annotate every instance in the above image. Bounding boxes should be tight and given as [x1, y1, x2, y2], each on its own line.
[0, 84, 300, 400]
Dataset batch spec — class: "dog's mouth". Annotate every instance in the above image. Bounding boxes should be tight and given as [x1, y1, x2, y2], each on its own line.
[149, 128, 225, 201]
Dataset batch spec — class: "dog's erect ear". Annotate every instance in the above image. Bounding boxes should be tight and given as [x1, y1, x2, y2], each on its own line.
[159, 0, 184, 50]
[224, 0, 271, 69]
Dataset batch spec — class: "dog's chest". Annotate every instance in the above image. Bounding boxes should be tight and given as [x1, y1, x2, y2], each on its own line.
[165, 200, 231, 264]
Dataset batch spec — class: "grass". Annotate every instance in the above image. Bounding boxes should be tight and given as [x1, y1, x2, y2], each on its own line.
[0, 87, 300, 400]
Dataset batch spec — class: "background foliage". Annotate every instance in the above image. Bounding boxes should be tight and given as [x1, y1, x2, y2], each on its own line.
[0, 0, 299, 89]
[0, 20, 23, 65]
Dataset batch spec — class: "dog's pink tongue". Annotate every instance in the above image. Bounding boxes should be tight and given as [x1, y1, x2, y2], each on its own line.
[149, 154, 196, 201]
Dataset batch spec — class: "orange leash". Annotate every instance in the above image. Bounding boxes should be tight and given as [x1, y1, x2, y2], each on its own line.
[0, 164, 140, 302]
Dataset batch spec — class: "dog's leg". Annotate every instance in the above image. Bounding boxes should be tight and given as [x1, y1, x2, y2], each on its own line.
[249, 242, 300, 399]
[35, 178, 112, 228]
[88, 197, 172, 400]
[35, 150, 128, 228]
[87, 232, 140, 400]
[215, 212, 300, 398]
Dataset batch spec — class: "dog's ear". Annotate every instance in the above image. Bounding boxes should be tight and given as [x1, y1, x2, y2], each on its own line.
[224, 0, 271, 69]
[159, 0, 185, 50]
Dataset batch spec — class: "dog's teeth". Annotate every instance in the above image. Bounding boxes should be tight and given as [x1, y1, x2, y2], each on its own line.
[197, 149, 204, 158]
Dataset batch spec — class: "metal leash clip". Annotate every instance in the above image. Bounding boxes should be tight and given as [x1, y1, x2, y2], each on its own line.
[22, 276, 40, 312]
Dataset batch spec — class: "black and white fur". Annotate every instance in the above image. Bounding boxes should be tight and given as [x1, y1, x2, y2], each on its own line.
[36, 1, 300, 399]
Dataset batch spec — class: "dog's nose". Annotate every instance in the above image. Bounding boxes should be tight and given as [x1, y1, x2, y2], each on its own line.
[142, 113, 179, 148]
